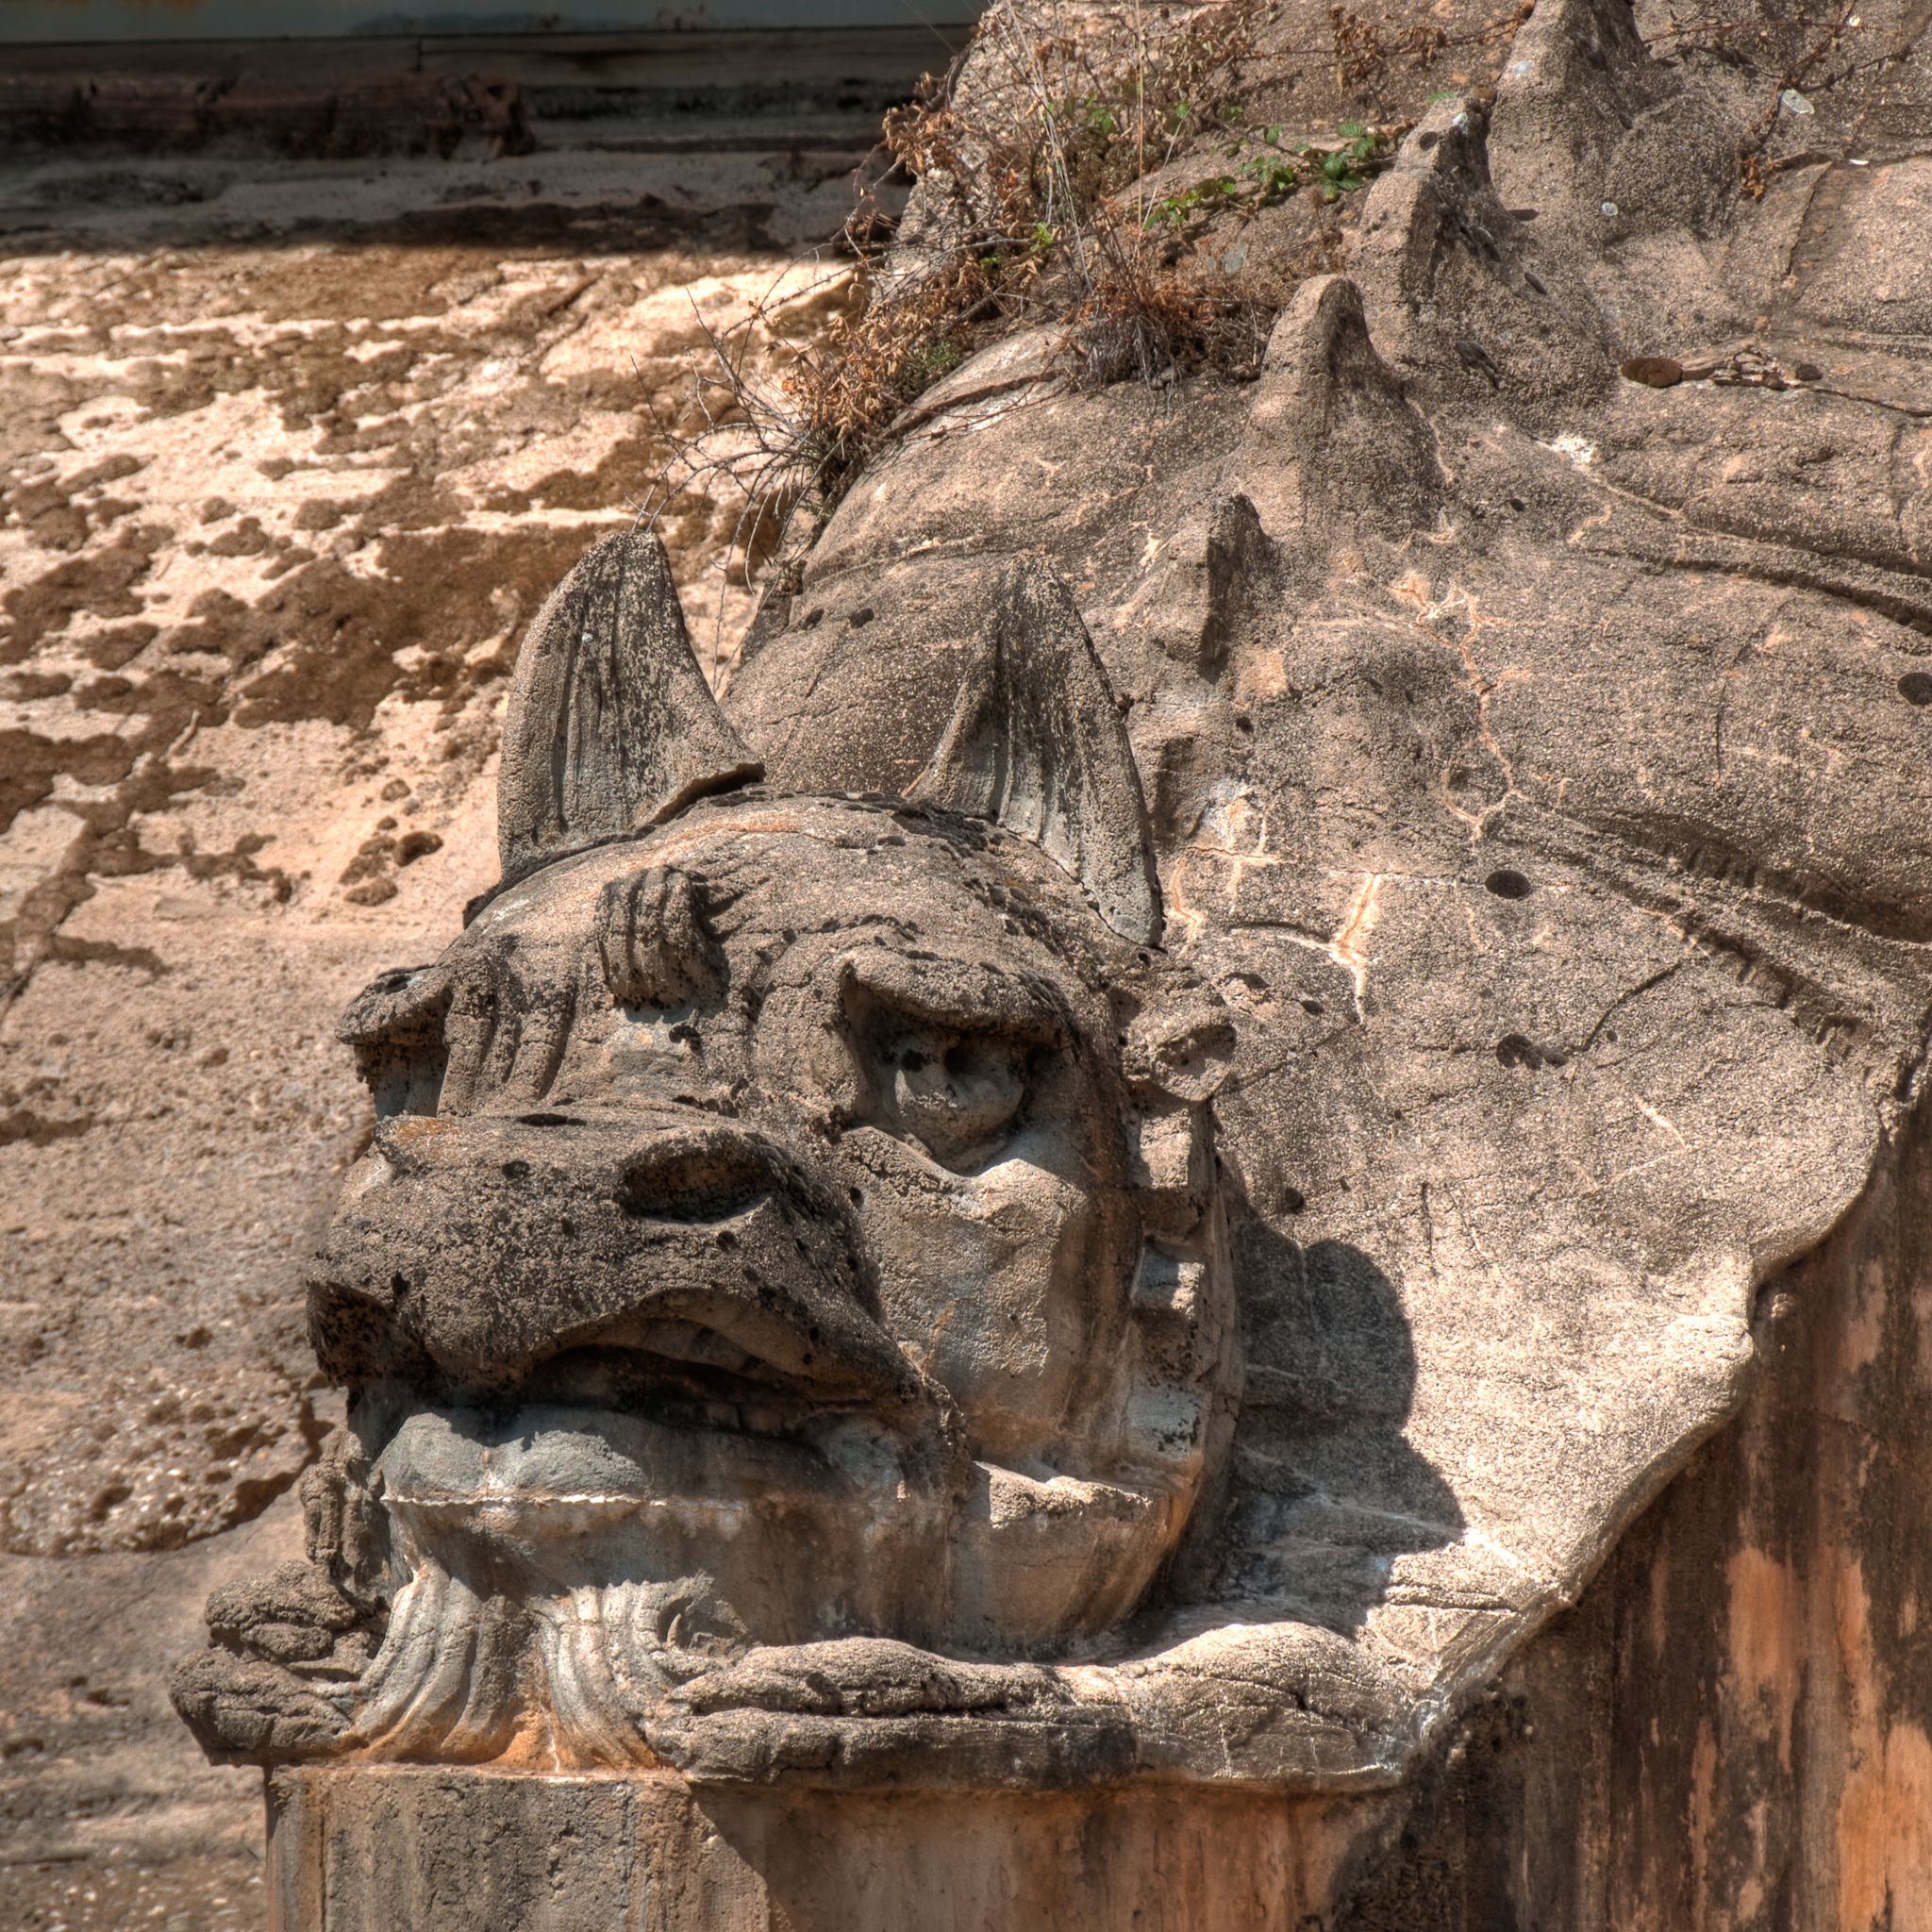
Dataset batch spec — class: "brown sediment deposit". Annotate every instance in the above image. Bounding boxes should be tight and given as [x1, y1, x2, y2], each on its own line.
[0, 240, 820, 1558]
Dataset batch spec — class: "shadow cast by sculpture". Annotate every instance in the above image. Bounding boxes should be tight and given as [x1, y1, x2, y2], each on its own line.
[1224, 1214, 1465, 1635]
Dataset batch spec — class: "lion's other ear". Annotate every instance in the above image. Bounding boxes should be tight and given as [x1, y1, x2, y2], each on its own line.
[1119, 1002, 1236, 1241]
[495, 529, 762, 892]
[910, 558, 1162, 946]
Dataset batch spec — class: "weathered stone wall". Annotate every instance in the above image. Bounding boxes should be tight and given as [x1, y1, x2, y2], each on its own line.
[1336, 1093, 1932, 1930]
[263, 1769, 1373, 1932]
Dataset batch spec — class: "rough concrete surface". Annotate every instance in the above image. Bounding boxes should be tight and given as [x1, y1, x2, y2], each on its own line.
[1333, 1091, 1932, 1928]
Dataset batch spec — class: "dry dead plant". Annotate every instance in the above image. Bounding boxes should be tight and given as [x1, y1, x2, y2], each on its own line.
[653, 0, 1811, 614]
[1326, 5, 1457, 91]
[645, 0, 1390, 594]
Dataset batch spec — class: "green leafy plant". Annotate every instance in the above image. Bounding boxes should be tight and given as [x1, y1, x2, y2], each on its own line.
[1301, 121, 1395, 198]
[1144, 117, 1396, 228]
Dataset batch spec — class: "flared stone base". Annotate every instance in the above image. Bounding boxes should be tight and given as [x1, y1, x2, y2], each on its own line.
[266, 1765, 1362, 1930]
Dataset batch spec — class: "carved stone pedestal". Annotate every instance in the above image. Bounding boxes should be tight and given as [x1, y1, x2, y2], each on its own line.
[266, 1767, 1357, 1932]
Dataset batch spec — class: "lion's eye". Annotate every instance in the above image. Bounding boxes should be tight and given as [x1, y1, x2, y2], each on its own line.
[839, 958, 1060, 1173]
[875, 1022, 1028, 1171]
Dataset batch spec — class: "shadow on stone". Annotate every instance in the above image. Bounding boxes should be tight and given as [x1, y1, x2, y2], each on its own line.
[1219, 1211, 1465, 1633]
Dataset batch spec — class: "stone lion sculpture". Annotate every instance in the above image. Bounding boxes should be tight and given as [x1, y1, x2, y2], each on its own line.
[176, 0, 1931, 1822]
[174, 528, 1408, 1789]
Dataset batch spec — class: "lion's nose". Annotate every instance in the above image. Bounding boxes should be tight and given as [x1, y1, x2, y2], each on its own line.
[608, 1134, 773, 1225]
[311, 1108, 917, 1409]
[368, 1108, 789, 1231]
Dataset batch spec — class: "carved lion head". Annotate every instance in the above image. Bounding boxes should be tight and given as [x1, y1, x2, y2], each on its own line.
[177, 531, 1255, 1773]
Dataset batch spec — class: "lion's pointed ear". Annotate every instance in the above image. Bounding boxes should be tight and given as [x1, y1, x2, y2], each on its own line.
[495, 529, 762, 891]
[910, 559, 1162, 946]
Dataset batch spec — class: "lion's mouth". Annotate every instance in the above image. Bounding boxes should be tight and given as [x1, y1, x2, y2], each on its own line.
[372, 1310, 927, 1525]
[504, 1323, 871, 1442]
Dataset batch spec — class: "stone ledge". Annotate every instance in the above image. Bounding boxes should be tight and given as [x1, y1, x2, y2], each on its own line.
[266, 1763, 1352, 1932]
[0, 27, 974, 159]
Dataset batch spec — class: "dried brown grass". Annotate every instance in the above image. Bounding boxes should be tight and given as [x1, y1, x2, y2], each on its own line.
[646, 0, 1382, 589]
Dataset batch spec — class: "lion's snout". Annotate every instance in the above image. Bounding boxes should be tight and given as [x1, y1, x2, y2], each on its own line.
[308, 1107, 934, 1430]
